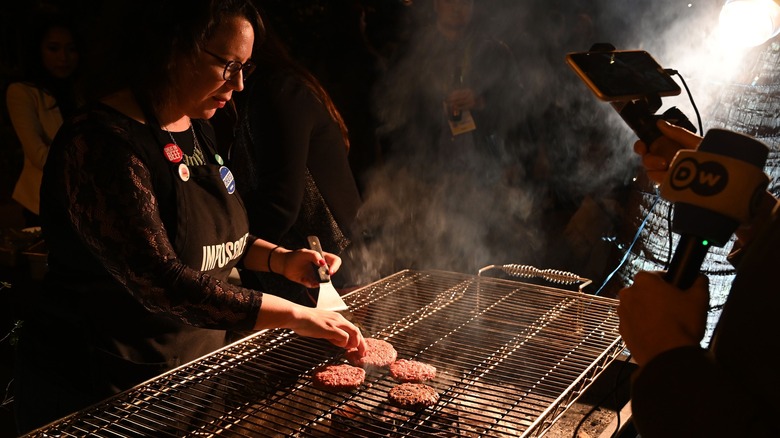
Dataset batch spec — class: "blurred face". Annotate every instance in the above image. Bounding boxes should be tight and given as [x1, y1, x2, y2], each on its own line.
[41, 26, 78, 79]
[434, 0, 474, 33]
[175, 16, 254, 120]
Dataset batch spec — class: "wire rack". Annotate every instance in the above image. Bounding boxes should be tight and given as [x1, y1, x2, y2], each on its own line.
[23, 269, 624, 437]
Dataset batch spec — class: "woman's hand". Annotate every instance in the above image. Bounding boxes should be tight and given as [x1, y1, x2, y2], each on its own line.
[634, 120, 702, 184]
[617, 271, 709, 367]
[272, 247, 342, 289]
[285, 305, 366, 353]
[255, 295, 366, 354]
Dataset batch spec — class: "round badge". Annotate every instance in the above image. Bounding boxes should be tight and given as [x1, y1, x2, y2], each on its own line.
[215, 154, 224, 165]
[220, 166, 235, 194]
[163, 143, 183, 163]
[178, 163, 190, 182]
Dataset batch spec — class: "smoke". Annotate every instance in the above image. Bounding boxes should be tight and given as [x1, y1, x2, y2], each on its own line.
[344, 0, 730, 286]
[346, 151, 547, 285]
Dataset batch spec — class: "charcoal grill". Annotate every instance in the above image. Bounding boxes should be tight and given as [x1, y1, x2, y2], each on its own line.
[22, 269, 624, 437]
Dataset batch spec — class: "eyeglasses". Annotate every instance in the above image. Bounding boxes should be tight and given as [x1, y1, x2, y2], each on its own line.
[203, 48, 256, 81]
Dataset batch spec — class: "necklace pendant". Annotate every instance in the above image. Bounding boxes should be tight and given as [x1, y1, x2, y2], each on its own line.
[164, 143, 183, 163]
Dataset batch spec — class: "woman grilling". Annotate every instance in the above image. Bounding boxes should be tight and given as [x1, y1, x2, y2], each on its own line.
[12, 0, 365, 433]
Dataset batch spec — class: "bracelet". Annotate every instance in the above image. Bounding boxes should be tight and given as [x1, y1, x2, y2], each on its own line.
[267, 245, 280, 274]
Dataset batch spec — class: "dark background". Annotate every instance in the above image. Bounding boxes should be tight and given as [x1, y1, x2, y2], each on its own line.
[3, 1, 776, 436]
[0, 0, 692, 219]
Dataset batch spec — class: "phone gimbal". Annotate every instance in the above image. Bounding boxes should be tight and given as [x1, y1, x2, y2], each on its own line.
[589, 43, 697, 145]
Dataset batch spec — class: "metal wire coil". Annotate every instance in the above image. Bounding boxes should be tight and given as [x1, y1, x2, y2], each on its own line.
[478, 264, 593, 291]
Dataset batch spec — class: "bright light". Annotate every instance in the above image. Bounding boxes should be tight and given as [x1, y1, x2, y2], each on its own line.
[719, 0, 780, 47]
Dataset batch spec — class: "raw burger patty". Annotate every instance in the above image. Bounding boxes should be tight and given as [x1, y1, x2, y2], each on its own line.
[387, 383, 439, 410]
[346, 338, 397, 368]
[389, 359, 437, 382]
[312, 364, 366, 391]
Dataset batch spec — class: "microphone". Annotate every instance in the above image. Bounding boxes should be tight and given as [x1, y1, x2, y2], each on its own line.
[659, 128, 769, 288]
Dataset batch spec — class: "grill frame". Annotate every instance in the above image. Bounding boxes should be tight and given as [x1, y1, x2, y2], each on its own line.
[23, 269, 625, 437]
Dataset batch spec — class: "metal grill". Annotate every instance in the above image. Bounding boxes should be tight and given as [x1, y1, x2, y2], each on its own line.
[24, 269, 624, 437]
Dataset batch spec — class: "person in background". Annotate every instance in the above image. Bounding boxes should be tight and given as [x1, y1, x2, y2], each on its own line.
[360, 0, 532, 276]
[6, 13, 82, 227]
[377, 0, 525, 173]
[13, 0, 365, 433]
[221, 17, 363, 298]
[617, 120, 779, 437]
[306, 0, 386, 195]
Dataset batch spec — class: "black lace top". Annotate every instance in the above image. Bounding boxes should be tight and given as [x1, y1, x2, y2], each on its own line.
[38, 103, 262, 333]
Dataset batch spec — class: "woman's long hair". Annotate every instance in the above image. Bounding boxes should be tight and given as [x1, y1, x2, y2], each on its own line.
[250, 17, 350, 151]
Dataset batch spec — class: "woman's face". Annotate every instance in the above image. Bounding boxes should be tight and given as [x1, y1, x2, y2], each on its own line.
[175, 16, 255, 120]
[41, 26, 79, 79]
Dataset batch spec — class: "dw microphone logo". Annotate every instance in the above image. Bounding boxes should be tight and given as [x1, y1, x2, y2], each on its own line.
[668, 156, 729, 196]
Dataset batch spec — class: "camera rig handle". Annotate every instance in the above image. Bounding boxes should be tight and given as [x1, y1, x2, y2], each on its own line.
[611, 98, 696, 146]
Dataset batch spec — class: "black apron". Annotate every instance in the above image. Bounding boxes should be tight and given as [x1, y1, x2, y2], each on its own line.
[14, 112, 252, 433]
[88, 116, 250, 389]
[80, 118, 249, 392]
[112, 116, 251, 375]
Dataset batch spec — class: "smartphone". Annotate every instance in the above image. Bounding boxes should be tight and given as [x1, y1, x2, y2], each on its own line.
[565, 50, 681, 101]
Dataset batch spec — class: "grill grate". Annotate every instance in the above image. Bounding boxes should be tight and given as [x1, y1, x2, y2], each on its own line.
[24, 269, 624, 437]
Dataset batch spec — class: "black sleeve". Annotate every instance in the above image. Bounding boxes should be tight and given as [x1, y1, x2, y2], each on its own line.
[42, 111, 263, 331]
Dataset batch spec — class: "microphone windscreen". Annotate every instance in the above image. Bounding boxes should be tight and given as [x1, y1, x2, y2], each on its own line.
[698, 128, 768, 167]
[660, 129, 770, 242]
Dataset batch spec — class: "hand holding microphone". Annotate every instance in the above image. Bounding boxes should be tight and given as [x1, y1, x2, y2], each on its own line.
[620, 123, 770, 367]
[634, 120, 701, 184]
[651, 124, 770, 288]
[617, 270, 710, 367]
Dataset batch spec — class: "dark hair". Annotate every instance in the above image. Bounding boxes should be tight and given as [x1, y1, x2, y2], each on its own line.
[250, 17, 350, 150]
[85, 0, 265, 111]
[19, 13, 82, 118]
